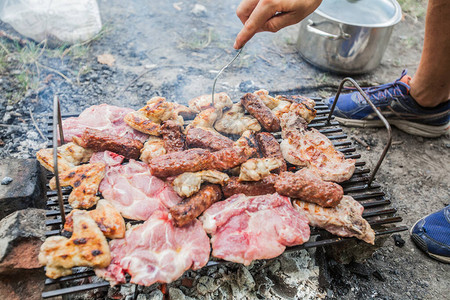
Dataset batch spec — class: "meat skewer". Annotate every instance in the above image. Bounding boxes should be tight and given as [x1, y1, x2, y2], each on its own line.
[274, 169, 343, 207]
[161, 120, 186, 153]
[73, 128, 143, 160]
[221, 175, 278, 198]
[170, 184, 222, 227]
[241, 92, 281, 132]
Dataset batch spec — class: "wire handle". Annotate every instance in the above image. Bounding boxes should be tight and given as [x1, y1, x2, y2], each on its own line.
[211, 47, 243, 106]
[52, 95, 66, 225]
[327, 78, 392, 187]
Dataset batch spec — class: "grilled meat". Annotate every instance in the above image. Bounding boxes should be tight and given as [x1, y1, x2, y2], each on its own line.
[39, 210, 111, 279]
[275, 169, 343, 207]
[210, 146, 254, 171]
[188, 92, 233, 113]
[161, 120, 186, 153]
[275, 95, 316, 123]
[241, 93, 280, 132]
[280, 112, 355, 182]
[185, 127, 234, 152]
[200, 193, 310, 266]
[253, 89, 280, 109]
[73, 128, 143, 160]
[64, 200, 126, 239]
[124, 97, 183, 136]
[221, 175, 278, 198]
[49, 162, 106, 209]
[214, 103, 261, 135]
[170, 184, 222, 227]
[149, 148, 215, 178]
[173, 103, 197, 119]
[239, 158, 284, 182]
[255, 132, 286, 173]
[294, 195, 375, 244]
[139, 136, 167, 163]
[172, 170, 229, 198]
[36, 142, 93, 173]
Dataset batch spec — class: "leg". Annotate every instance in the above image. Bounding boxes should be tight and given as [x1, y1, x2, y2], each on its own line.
[409, 0, 450, 107]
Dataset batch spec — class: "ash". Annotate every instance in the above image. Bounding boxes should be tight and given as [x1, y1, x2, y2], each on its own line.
[66, 250, 324, 300]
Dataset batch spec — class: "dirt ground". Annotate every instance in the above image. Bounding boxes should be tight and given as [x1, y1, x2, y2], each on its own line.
[0, 0, 448, 299]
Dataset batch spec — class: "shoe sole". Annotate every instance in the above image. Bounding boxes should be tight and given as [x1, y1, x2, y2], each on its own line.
[334, 117, 450, 138]
[410, 219, 450, 264]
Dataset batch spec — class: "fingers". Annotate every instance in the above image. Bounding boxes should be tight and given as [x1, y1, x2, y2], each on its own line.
[236, 0, 260, 25]
[234, 1, 279, 49]
[262, 11, 306, 33]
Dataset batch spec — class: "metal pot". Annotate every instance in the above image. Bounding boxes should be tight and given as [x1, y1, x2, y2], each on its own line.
[296, 0, 402, 74]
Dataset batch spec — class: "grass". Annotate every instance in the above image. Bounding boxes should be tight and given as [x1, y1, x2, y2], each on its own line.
[397, 0, 427, 19]
[178, 28, 215, 50]
[0, 24, 111, 104]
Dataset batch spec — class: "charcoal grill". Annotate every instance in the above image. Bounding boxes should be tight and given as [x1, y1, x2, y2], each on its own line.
[41, 78, 408, 299]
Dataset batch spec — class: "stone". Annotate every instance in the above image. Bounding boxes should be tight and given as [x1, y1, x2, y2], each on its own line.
[169, 287, 186, 300]
[196, 275, 218, 295]
[0, 159, 47, 220]
[236, 266, 255, 290]
[0, 209, 46, 274]
[191, 4, 207, 16]
[0, 209, 46, 300]
[148, 289, 164, 300]
[1, 177, 13, 185]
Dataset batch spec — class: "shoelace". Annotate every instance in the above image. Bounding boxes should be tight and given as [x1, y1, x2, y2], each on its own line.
[344, 70, 409, 105]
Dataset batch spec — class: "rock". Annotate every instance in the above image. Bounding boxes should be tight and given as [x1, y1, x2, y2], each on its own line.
[0, 209, 46, 300]
[0, 209, 46, 274]
[0, 159, 47, 220]
[237, 266, 255, 290]
[148, 289, 164, 300]
[191, 4, 207, 16]
[196, 275, 218, 295]
[169, 287, 186, 300]
[1, 177, 13, 185]
[392, 234, 405, 247]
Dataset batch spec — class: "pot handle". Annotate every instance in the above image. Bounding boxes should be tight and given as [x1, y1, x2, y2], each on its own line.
[306, 19, 351, 40]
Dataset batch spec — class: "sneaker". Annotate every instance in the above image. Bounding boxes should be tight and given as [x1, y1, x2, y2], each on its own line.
[325, 70, 450, 137]
[410, 206, 450, 263]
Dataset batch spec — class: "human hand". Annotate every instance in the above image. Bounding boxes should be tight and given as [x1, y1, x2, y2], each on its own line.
[234, 0, 322, 49]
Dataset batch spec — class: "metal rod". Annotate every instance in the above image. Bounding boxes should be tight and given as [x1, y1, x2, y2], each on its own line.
[328, 78, 392, 187]
[211, 48, 243, 106]
[53, 95, 66, 225]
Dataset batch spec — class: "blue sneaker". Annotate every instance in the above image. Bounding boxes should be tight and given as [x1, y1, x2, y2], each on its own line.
[325, 70, 450, 137]
[410, 206, 450, 263]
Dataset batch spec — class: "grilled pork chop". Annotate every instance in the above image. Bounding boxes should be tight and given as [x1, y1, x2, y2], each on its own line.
[280, 112, 355, 182]
[62, 104, 148, 143]
[99, 159, 181, 220]
[200, 193, 310, 265]
[95, 211, 210, 286]
[294, 196, 375, 244]
[39, 210, 111, 279]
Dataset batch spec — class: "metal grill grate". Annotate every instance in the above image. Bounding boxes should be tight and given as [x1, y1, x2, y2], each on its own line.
[41, 86, 408, 299]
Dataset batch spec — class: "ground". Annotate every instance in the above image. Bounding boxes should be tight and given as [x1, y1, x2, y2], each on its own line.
[0, 0, 448, 299]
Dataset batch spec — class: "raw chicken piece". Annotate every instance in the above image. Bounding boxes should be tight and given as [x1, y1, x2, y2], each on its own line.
[95, 211, 210, 286]
[36, 142, 93, 173]
[293, 196, 375, 244]
[200, 193, 310, 265]
[49, 162, 106, 209]
[62, 104, 148, 143]
[64, 200, 126, 239]
[39, 210, 111, 279]
[238, 158, 284, 181]
[172, 170, 229, 197]
[99, 160, 181, 220]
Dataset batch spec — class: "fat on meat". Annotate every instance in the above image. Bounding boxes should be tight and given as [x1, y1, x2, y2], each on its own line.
[99, 160, 181, 220]
[62, 104, 148, 143]
[200, 193, 310, 265]
[95, 211, 210, 286]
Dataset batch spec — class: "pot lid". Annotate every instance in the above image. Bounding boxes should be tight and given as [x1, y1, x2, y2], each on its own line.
[315, 0, 402, 27]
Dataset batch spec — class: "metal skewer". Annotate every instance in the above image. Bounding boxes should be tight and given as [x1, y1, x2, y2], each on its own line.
[211, 47, 243, 106]
[52, 95, 66, 225]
